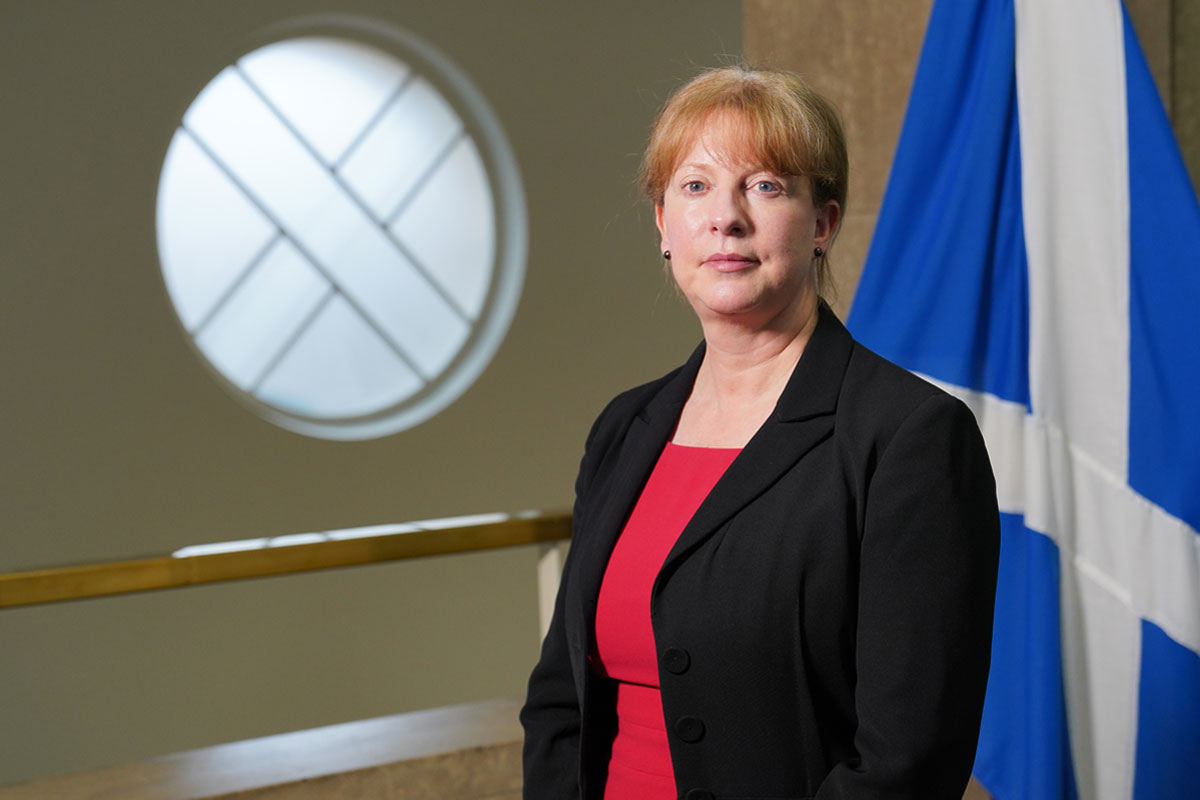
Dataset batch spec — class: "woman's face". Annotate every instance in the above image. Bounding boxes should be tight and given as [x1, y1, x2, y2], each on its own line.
[655, 114, 838, 332]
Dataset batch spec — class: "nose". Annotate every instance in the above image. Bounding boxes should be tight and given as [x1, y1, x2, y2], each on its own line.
[708, 189, 748, 236]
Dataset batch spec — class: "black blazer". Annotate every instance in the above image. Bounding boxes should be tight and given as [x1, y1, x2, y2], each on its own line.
[521, 306, 1000, 800]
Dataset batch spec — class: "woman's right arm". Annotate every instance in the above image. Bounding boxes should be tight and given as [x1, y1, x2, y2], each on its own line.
[519, 550, 583, 799]
[520, 405, 613, 799]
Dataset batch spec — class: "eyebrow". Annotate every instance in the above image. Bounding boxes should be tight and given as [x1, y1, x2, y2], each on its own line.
[675, 163, 789, 182]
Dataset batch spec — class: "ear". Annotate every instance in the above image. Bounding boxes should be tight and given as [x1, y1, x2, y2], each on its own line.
[813, 200, 841, 249]
[655, 203, 669, 254]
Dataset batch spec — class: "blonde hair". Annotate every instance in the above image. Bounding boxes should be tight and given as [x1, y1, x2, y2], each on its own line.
[638, 66, 848, 295]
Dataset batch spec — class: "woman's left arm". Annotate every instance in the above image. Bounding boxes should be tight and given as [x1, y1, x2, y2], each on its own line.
[818, 393, 1001, 800]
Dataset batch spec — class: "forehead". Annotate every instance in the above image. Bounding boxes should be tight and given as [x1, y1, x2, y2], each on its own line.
[673, 111, 765, 172]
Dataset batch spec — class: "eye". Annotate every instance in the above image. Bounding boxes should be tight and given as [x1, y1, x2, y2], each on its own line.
[753, 179, 782, 194]
[682, 180, 706, 194]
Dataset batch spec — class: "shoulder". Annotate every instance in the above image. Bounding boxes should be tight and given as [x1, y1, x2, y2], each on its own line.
[836, 339, 980, 457]
[580, 338, 703, 451]
[583, 361, 688, 452]
[570, 345, 701, 507]
[836, 340, 998, 551]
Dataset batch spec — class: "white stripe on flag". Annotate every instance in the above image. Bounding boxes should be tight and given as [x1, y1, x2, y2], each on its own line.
[1014, 0, 1134, 796]
[922, 378, 1200, 655]
[1014, 0, 1130, 477]
[924, 376, 1200, 799]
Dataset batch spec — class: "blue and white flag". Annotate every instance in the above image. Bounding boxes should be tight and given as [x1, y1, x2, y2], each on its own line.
[847, 1, 1200, 798]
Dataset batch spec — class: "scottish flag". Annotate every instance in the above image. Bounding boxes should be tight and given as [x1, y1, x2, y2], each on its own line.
[847, 0, 1200, 798]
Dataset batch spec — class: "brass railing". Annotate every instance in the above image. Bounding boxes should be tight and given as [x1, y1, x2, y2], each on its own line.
[0, 511, 571, 609]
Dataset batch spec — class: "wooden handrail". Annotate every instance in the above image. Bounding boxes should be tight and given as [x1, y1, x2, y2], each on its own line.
[0, 698, 524, 799]
[0, 511, 571, 609]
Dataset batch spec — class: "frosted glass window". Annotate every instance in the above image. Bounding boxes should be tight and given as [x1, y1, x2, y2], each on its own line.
[257, 294, 423, 418]
[238, 38, 410, 166]
[157, 132, 277, 330]
[340, 78, 462, 221]
[194, 239, 329, 392]
[156, 27, 526, 439]
[391, 138, 495, 318]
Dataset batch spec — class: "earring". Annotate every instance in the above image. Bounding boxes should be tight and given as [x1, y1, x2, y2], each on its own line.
[813, 246, 824, 258]
[663, 250, 671, 260]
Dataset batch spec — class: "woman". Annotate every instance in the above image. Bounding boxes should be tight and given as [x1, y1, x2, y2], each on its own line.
[522, 66, 1000, 800]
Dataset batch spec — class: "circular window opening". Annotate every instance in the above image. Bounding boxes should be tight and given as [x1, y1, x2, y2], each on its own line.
[156, 21, 525, 440]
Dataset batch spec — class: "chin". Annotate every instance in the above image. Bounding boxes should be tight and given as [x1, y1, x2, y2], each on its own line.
[701, 287, 771, 315]
[692, 288, 813, 330]
[696, 298, 771, 322]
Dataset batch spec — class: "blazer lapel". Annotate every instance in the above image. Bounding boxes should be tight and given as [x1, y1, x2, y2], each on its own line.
[657, 306, 855, 582]
[574, 344, 706, 619]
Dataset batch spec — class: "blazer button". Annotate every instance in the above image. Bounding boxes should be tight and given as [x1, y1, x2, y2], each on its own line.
[684, 789, 714, 800]
[675, 715, 705, 743]
[662, 646, 690, 674]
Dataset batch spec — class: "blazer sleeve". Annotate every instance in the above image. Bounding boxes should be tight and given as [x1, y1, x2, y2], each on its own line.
[519, 542, 583, 799]
[817, 393, 1001, 800]
[520, 405, 611, 799]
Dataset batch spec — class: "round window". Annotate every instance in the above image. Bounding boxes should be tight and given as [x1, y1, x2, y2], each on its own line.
[156, 22, 525, 439]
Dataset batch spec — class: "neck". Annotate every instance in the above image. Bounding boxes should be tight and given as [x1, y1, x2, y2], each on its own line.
[672, 298, 821, 447]
[696, 296, 819, 400]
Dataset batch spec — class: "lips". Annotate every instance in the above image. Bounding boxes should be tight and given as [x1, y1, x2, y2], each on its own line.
[703, 253, 759, 272]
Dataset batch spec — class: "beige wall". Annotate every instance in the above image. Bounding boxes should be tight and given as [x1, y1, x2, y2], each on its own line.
[0, 0, 740, 785]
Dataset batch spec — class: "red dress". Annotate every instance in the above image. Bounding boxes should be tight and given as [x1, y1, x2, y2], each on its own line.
[591, 442, 740, 799]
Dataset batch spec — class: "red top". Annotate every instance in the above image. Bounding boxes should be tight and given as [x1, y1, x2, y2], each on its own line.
[591, 442, 740, 799]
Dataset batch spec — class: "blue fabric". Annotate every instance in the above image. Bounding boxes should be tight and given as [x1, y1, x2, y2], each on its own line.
[973, 514, 1078, 800]
[1133, 621, 1200, 799]
[1124, 17, 1200, 790]
[1124, 7, 1200, 534]
[847, 0, 1029, 408]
